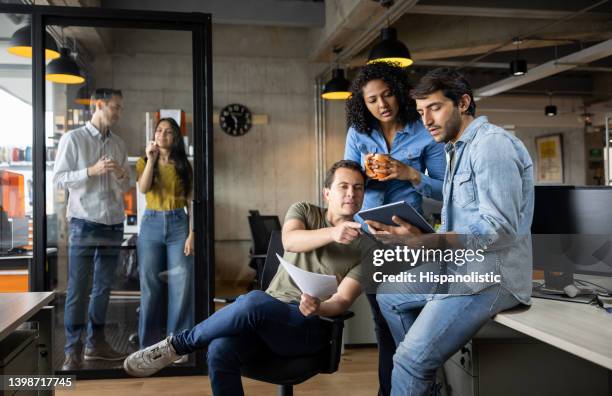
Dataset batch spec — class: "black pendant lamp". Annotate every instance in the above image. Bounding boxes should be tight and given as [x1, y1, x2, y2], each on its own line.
[7, 25, 60, 60]
[510, 59, 527, 76]
[75, 84, 92, 106]
[322, 47, 351, 100]
[322, 69, 351, 100]
[509, 37, 527, 76]
[368, 27, 413, 67]
[46, 48, 85, 84]
[545, 93, 557, 116]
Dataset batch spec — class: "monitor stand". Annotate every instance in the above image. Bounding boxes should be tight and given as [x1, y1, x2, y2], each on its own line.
[532, 271, 597, 304]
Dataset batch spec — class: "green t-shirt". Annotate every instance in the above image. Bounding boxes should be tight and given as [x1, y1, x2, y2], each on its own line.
[265, 201, 364, 304]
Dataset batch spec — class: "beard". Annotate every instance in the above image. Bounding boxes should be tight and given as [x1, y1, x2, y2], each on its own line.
[441, 108, 463, 143]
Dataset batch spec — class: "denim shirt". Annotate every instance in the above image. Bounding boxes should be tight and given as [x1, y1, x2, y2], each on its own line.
[439, 116, 534, 304]
[344, 120, 446, 214]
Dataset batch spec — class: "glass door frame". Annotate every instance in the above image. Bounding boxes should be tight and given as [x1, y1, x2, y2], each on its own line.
[0, 3, 215, 379]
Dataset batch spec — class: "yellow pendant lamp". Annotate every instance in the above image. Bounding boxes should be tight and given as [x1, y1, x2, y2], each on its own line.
[321, 47, 351, 100]
[367, 27, 413, 68]
[321, 69, 351, 100]
[7, 25, 60, 61]
[46, 48, 85, 84]
[75, 84, 92, 106]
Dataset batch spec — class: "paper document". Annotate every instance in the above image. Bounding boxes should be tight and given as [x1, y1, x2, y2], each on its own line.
[276, 253, 338, 298]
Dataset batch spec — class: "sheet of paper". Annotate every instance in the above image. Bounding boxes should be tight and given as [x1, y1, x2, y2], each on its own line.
[276, 253, 338, 298]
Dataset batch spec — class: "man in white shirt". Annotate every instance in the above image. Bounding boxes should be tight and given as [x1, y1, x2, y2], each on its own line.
[53, 88, 131, 370]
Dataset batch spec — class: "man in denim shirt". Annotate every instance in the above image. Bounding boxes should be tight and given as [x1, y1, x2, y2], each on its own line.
[367, 68, 534, 396]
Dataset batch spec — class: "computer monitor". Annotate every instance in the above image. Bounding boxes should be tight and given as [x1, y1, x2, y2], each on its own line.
[532, 185, 612, 279]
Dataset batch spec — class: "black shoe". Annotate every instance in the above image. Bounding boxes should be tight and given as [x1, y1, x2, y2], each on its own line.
[84, 340, 128, 361]
[62, 353, 82, 371]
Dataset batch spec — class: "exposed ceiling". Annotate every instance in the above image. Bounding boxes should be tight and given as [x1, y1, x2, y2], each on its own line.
[2, 0, 612, 115]
[345, 0, 612, 118]
[100, 0, 326, 27]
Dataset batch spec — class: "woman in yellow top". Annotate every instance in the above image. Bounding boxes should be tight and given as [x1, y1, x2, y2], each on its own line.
[136, 118, 193, 352]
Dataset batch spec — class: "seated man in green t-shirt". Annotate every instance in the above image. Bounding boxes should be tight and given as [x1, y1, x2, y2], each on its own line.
[124, 160, 366, 395]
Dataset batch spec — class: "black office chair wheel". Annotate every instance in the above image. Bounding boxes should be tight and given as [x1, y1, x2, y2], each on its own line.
[128, 332, 139, 345]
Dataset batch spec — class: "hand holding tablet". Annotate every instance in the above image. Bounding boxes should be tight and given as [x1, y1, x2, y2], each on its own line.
[357, 201, 435, 234]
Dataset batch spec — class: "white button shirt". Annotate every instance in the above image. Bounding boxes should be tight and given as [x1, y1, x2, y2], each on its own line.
[53, 121, 131, 225]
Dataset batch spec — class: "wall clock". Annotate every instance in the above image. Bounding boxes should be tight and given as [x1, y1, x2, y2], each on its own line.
[219, 103, 252, 136]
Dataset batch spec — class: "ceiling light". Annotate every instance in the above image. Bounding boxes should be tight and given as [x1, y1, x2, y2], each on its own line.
[321, 69, 351, 100]
[46, 48, 85, 84]
[368, 27, 413, 68]
[545, 92, 557, 116]
[509, 37, 527, 76]
[509, 59, 527, 76]
[7, 25, 60, 60]
[75, 84, 92, 106]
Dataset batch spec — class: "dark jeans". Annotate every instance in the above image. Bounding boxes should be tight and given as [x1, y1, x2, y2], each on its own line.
[172, 290, 331, 396]
[366, 293, 394, 396]
[64, 218, 123, 353]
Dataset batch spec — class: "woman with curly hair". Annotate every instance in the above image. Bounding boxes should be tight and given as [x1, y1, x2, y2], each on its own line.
[136, 118, 194, 356]
[343, 62, 445, 396]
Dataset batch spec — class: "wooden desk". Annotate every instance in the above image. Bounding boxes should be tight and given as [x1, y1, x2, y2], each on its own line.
[445, 298, 612, 396]
[0, 292, 55, 395]
[0, 292, 55, 341]
[494, 298, 612, 370]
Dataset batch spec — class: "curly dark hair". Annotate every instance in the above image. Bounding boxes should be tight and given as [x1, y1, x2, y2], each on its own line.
[346, 62, 419, 134]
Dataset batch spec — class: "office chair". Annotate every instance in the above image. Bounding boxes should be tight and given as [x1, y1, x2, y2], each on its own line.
[247, 210, 281, 288]
[241, 231, 354, 396]
[214, 211, 281, 303]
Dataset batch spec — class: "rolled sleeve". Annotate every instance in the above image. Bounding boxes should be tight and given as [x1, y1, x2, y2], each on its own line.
[414, 139, 445, 201]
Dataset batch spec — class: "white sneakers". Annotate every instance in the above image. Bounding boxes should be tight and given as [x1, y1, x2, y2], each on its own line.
[123, 336, 180, 377]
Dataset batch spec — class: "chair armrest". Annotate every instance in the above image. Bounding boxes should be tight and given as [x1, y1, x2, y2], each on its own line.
[319, 311, 354, 374]
[319, 311, 354, 323]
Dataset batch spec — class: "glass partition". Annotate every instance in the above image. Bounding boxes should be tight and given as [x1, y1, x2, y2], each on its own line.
[0, 3, 214, 379]
[45, 24, 199, 375]
[0, 12, 35, 293]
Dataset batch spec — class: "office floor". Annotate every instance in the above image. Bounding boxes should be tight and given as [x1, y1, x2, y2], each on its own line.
[52, 295, 140, 371]
[56, 347, 379, 396]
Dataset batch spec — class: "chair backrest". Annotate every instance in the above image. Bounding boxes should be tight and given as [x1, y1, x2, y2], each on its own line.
[248, 212, 281, 255]
[260, 231, 284, 290]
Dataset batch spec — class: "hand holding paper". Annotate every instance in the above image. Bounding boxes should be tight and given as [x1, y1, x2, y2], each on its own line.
[277, 254, 338, 299]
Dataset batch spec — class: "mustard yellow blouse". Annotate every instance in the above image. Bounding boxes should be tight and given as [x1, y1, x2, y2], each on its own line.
[136, 157, 187, 211]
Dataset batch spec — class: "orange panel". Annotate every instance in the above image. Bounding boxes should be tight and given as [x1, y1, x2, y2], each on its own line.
[0, 170, 25, 218]
[123, 187, 137, 216]
[0, 274, 29, 292]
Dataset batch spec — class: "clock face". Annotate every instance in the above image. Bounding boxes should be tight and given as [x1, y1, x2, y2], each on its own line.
[219, 104, 252, 136]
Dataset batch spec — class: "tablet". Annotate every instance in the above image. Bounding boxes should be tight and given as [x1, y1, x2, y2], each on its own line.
[357, 201, 435, 233]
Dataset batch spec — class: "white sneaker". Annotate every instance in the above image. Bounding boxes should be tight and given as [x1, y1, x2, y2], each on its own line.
[174, 355, 188, 364]
[123, 336, 179, 377]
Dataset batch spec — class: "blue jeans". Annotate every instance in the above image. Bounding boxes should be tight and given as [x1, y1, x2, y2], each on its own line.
[137, 209, 194, 348]
[172, 290, 331, 396]
[366, 294, 394, 396]
[64, 218, 124, 353]
[377, 284, 519, 396]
